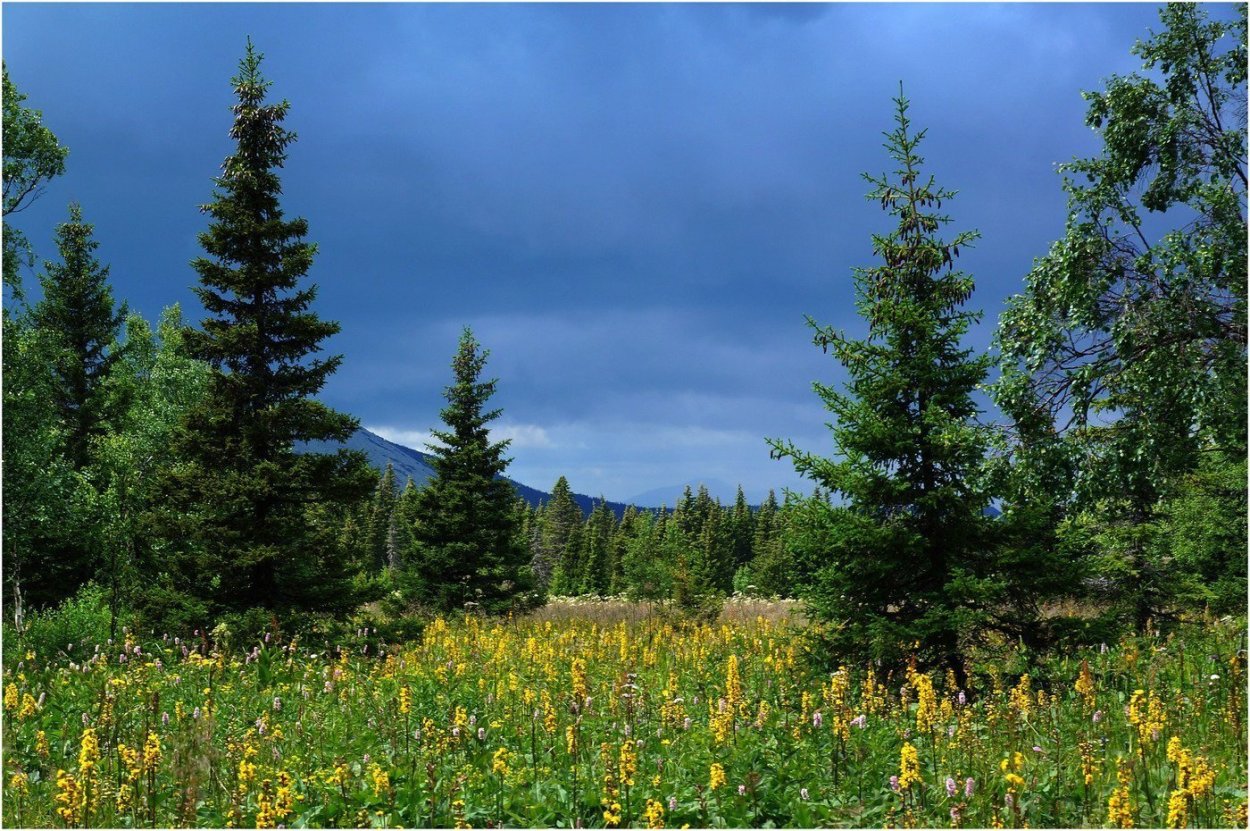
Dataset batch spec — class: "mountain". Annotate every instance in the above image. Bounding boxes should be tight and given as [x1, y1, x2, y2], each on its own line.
[627, 479, 758, 508]
[301, 427, 636, 517]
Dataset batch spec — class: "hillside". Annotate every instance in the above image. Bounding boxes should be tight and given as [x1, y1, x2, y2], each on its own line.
[302, 427, 637, 517]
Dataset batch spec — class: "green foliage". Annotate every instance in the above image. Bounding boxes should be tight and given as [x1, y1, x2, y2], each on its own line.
[2, 63, 69, 290]
[1, 295, 97, 613]
[5, 583, 116, 665]
[1158, 451, 1247, 615]
[31, 203, 128, 471]
[993, 3, 1247, 625]
[402, 328, 541, 615]
[156, 41, 374, 627]
[769, 89, 996, 679]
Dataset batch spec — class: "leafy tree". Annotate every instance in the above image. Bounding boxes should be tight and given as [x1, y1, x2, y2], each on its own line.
[3, 63, 69, 289]
[32, 203, 128, 471]
[994, 4, 1247, 626]
[403, 328, 539, 615]
[159, 41, 373, 628]
[96, 306, 211, 637]
[1, 306, 88, 615]
[769, 90, 995, 681]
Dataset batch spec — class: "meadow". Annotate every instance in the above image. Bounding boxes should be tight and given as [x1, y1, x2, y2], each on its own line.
[2, 601, 1246, 829]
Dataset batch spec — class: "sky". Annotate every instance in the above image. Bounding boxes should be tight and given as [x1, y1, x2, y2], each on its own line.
[2, 2, 1198, 504]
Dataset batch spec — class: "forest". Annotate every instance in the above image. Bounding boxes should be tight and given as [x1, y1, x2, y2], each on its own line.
[1, 4, 1245, 829]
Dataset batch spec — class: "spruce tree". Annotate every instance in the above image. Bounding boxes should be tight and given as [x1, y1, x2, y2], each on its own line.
[769, 90, 995, 681]
[32, 203, 127, 471]
[405, 328, 538, 614]
[582, 499, 615, 596]
[539, 476, 582, 593]
[160, 41, 373, 625]
[365, 462, 398, 571]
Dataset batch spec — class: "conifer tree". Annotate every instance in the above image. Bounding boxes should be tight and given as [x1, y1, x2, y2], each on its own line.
[582, 499, 616, 596]
[540, 476, 582, 593]
[160, 41, 373, 625]
[32, 203, 127, 471]
[729, 486, 754, 573]
[404, 328, 538, 614]
[769, 90, 995, 681]
[366, 462, 398, 571]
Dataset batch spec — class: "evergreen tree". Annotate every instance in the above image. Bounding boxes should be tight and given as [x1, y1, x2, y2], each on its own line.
[32, 203, 127, 471]
[365, 462, 398, 571]
[751, 490, 779, 560]
[728, 486, 755, 573]
[609, 505, 637, 594]
[159, 41, 374, 626]
[769, 90, 995, 681]
[404, 328, 538, 615]
[582, 498, 616, 596]
[540, 476, 583, 593]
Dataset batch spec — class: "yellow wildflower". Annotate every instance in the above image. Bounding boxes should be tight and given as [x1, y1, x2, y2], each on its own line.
[1107, 758, 1134, 828]
[709, 762, 726, 791]
[492, 747, 510, 778]
[899, 742, 922, 790]
[143, 731, 162, 772]
[370, 763, 391, 796]
[644, 798, 665, 829]
[1009, 675, 1032, 717]
[618, 739, 637, 787]
[399, 685, 412, 715]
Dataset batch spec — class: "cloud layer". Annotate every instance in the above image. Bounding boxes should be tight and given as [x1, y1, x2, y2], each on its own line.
[3, 3, 1183, 501]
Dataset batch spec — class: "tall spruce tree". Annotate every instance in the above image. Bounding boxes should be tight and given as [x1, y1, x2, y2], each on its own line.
[32, 203, 127, 471]
[160, 41, 373, 625]
[769, 90, 995, 681]
[404, 328, 538, 615]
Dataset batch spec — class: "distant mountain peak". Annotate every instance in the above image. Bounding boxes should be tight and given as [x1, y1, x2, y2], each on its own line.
[301, 427, 638, 517]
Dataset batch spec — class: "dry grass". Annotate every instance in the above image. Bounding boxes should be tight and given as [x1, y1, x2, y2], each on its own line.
[523, 595, 803, 627]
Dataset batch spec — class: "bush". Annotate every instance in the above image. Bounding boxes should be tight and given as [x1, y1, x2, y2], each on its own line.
[6, 582, 117, 663]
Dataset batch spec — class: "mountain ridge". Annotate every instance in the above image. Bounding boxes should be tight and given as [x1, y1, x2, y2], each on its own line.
[302, 427, 638, 518]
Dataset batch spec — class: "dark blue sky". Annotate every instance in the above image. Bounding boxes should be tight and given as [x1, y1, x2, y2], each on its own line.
[4, 3, 1187, 503]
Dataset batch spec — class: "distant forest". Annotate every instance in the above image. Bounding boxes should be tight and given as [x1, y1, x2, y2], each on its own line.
[3, 5, 1244, 673]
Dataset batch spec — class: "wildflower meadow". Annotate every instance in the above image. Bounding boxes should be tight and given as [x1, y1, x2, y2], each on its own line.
[2, 605, 1245, 828]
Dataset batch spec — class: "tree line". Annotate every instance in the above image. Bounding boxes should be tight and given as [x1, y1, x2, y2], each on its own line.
[3, 6, 1245, 671]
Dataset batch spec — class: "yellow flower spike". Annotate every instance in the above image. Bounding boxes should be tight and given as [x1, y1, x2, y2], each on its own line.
[370, 763, 391, 796]
[709, 762, 726, 791]
[492, 747, 510, 778]
[899, 742, 922, 790]
[644, 798, 665, 829]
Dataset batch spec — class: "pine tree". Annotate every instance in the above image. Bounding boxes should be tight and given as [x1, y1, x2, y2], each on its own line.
[159, 41, 374, 625]
[32, 203, 127, 471]
[404, 328, 538, 615]
[769, 90, 995, 681]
